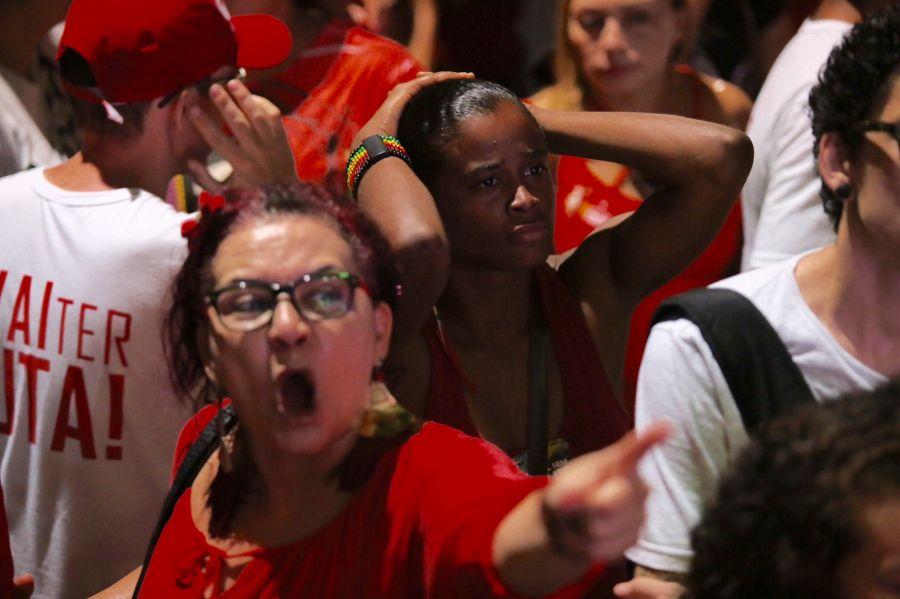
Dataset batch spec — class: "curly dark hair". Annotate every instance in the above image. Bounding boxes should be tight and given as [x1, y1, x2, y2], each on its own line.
[809, 3, 900, 230]
[397, 79, 542, 188]
[687, 380, 900, 599]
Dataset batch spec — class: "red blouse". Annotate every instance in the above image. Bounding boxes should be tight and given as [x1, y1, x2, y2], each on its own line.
[138, 407, 602, 598]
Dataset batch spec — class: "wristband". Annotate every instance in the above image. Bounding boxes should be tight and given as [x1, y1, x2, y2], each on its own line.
[346, 135, 411, 199]
[540, 494, 594, 562]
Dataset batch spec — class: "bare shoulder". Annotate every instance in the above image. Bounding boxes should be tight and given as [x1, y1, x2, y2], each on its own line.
[697, 73, 753, 130]
[528, 84, 574, 111]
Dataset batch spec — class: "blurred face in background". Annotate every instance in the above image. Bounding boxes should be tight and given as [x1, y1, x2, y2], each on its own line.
[566, 0, 684, 99]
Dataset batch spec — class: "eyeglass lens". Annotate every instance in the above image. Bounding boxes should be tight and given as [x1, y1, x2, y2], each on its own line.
[213, 275, 355, 331]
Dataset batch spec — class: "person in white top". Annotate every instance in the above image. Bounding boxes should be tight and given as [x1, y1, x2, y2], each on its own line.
[740, 0, 894, 272]
[620, 5, 900, 597]
[0, 0, 73, 176]
[0, 0, 297, 596]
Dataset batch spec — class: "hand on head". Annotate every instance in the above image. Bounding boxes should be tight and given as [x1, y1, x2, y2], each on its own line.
[187, 79, 299, 194]
[354, 71, 475, 143]
[542, 423, 670, 562]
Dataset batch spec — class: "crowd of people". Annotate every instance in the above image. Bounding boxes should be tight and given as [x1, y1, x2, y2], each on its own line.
[0, 0, 897, 597]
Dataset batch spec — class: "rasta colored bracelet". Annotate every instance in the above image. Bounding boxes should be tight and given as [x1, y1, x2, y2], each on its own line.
[346, 135, 411, 199]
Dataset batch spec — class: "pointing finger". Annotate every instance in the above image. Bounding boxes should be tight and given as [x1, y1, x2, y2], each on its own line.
[609, 423, 671, 478]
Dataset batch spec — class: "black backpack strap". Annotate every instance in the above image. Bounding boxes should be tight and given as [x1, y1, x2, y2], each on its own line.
[652, 288, 815, 434]
[132, 404, 237, 598]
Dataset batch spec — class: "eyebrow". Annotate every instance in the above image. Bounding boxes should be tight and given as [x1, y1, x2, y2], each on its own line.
[464, 148, 548, 177]
[465, 160, 502, 177]
[221, 265, 338, 288]
[524, 146, 548, 159]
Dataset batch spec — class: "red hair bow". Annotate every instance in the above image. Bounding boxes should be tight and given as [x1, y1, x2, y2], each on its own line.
[180, 191, 226, 247]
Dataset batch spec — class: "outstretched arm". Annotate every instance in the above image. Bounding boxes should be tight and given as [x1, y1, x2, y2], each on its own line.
[493, 425, 670, 596]
[531, 106, 752, 309]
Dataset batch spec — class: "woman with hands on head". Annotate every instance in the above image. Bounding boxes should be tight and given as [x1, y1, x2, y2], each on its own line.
[355, 71, 750, 596]
[95, 184, 668, 598]
[356, 71, 750, 462]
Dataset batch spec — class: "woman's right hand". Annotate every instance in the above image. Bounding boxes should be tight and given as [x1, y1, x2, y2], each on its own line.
[352, 71, 474, 144]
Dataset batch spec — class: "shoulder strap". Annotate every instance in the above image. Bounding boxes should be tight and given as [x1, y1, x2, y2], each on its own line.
[652, 288, 815, 434]
[131, 404, 237, 598]
[525, 282, 551, 476]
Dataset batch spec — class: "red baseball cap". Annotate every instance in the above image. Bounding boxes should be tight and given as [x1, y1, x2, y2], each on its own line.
[57, 0, 292, 105]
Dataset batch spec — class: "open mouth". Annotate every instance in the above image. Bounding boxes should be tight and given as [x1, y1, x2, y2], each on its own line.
[276, 370, 317, 418]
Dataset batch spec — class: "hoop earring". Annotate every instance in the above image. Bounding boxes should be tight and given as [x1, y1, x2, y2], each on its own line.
[360, 363, 414, 439]
[835, 183, 853, 200]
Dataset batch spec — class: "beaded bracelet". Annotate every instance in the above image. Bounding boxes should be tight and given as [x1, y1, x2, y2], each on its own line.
[346, 135, 412, 199]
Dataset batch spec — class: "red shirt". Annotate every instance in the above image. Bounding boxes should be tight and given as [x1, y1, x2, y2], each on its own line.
[253, 20, 421, 194]
[139, 407, 601, 598]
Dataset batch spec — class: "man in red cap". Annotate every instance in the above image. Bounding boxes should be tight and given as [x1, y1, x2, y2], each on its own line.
[0, 1, 296, 596]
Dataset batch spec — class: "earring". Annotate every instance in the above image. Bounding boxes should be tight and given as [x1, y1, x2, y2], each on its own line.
[360, 363, 414, 439]
[369, 363, 391, 407]
[835, 183, 853, 200]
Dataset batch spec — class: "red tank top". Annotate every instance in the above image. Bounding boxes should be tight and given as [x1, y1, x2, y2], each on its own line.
[553, 67, 742, 411]
[423, 264, 630, 461]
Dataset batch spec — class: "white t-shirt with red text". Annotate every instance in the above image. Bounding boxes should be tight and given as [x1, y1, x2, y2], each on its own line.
[0, 168, 192, 598]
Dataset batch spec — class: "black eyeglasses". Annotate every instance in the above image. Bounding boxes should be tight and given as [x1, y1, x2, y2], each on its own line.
[861, 121, 900, 147]
[157, 67, 247, 108]
[206, 271, 371, 332]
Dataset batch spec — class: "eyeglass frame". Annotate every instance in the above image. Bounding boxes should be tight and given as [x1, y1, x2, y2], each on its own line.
[204, 271, 372, 332]
[860, 121, 900, 147]
[157, 67, 247, 109]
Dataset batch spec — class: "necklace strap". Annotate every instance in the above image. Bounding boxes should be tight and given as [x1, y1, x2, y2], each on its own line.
[525, 284, 550, 476]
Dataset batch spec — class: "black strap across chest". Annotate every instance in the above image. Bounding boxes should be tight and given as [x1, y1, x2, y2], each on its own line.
[652, 288, 815, 434]
[132, 404, 237, 598]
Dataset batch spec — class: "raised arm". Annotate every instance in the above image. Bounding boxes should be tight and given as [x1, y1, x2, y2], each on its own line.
[354, 73, 471, 344]
[532, 106, 752, 309]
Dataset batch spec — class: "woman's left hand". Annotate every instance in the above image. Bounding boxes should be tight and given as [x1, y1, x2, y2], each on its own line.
[352, 71, 473, 145]
[541, 424, 670, 562]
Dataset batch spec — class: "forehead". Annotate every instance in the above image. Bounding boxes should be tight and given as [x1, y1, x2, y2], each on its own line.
[211, 215, 355, 284]
[444, 102, 546, 168]
[569, 0, 668, 12]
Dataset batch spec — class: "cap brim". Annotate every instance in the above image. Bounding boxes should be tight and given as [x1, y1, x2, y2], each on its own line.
[232, 14, 292, 69]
